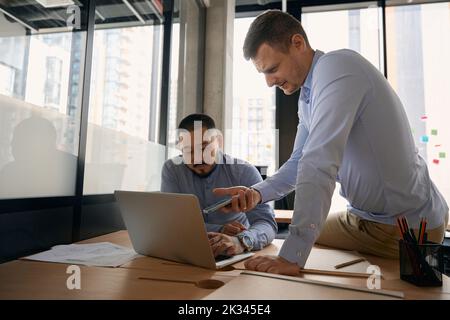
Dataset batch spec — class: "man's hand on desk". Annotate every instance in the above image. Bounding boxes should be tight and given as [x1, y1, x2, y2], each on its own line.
[208, 232, 244, 257]
[244, 255, 301, 276]
[213, 186, 261, 213]
[221, 221, 247, 236]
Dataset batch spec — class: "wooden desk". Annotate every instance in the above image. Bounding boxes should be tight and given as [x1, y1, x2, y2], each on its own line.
[1, 230, 449, 299]
[274, 209, 293, 224]
[0, 231, 238, 300]
[229, 239, 450, 300]
[0, 260, 233, 300]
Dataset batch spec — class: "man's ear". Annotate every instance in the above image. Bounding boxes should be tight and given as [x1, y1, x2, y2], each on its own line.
[204, 128, 224, 150]
[217, 134, 224, 150]
[175, 128, 191, 150]
[291, 34, 305, 50]
[175, 135, 183, 150]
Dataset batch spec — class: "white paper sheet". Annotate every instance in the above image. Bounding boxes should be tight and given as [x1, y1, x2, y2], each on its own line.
[24, 242, 140, 267]
[305, 247, 372, 275]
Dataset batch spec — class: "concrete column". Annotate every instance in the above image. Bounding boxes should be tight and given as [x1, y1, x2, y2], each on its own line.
[177, 0, 204, 122]
[203, 0, 235, 132]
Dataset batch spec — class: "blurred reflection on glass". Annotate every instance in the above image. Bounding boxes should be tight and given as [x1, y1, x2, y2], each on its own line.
[0, 2, 88, 199]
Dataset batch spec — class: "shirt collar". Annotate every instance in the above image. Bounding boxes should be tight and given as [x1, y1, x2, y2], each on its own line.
[301, 49, 324, 92]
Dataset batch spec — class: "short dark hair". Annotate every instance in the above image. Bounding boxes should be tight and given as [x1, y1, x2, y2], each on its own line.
[178, 113, 216, 131]
[243, 10, 309, 60]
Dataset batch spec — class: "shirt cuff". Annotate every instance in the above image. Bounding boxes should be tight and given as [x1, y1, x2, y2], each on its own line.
[278, 231, 316, 268]
[252, 181, 273, 204]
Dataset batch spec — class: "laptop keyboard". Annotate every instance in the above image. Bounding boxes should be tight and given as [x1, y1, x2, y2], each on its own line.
[215, 255, 232, 262]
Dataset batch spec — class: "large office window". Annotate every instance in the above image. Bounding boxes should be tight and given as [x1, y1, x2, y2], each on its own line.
[88, 27, 160, 140]
[386, 1, 450, 207]
[228, 17, 277, 175]
[84, 3, 165, 195]
[302, 2, 383, 71]
[300, 3, 384, 212]
[299, 1, 450, 212]
[0, 4, 88, 199]
[44, 56, 63, 107]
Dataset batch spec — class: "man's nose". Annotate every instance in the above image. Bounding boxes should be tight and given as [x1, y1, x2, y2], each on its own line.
[265, 74, 276, 87]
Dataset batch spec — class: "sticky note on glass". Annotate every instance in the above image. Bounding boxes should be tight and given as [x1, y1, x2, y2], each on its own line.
[420, 135, 429, 143]
[431, 129, 438, 135]
[439, 152, 446, 159]
[433, 159, 440, 164]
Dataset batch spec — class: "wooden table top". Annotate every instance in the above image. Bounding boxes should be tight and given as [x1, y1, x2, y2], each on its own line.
[274, 209, 293, 224]
[1, 230, 449, 300]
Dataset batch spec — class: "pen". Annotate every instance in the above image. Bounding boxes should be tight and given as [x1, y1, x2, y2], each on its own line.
[334, 258, 366, 269]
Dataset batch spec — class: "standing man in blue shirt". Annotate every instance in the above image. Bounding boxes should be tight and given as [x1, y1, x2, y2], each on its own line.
[161, 113, 277, 258]
[214, 10, 449, 276]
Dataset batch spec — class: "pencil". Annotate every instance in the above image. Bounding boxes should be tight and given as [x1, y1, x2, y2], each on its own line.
[409, 228, 417, 243]
[397, 218, 405, 238]
[418, 218, 424, 244]
[334, 258, 367, 269]
[418, 218, 422, 244]
[401, 217, 409, 238]
[422, 219, 428, 243]
[403, 216, 417, 243]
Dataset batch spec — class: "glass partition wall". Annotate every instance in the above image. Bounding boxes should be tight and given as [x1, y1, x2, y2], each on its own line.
[0, 0, 169, 199]
[0, 1, 90, 199]
[0, 0, 182, 262]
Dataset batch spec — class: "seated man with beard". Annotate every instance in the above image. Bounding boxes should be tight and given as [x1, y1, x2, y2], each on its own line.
[161, 113, 277, 257]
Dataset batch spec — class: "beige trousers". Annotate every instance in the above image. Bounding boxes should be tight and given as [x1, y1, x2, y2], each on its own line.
[316, 210, 449, 259]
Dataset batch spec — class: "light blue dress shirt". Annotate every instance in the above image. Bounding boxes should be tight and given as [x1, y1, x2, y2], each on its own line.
[253, 49, 448, 267]
[161, 152, 278, 250]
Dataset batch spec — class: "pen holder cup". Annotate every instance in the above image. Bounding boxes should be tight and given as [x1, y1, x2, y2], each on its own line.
[399, 240, 444, 287]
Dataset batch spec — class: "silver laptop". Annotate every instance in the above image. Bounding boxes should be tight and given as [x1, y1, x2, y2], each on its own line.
[114, 191, 254, 270]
